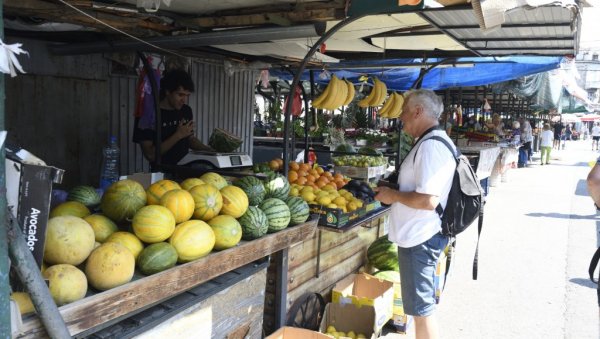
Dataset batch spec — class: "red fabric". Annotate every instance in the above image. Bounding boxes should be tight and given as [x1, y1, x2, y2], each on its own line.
[134, 69, 147, 118]
[284, 85, 303, 117]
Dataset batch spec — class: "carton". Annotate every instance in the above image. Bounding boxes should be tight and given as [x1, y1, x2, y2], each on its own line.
[6, 145, 64, 270]
[266, 327, 331, 339]
[119, 172, 164, 189]
[319, 302, 376, 338]
[331, 273, 394, 332]
[309, 204, 364, 228]
[333, 165, 385, 180]
[435, 251, 448, 303]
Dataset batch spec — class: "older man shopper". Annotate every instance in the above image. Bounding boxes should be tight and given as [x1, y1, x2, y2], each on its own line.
[374, 89, 454, 339]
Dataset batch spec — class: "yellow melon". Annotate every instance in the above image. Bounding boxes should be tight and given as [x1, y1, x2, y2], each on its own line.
[160, 189, 195, 223]
[44, 216, 95, 265]
[189, 184, 223, 221]
[83, 214, 118, 242]
[146, 180, 181, 205]
[85, 242, 135, 291]
[11, 292, 35, 315]
[219, 185, 249, 218]
[199, 172, 228, 190]
[169, 220, 215, 263]
[105, 231, 144, 259]
[180, 178, 206, 191]
[132, 205, 176, 243]
[49, 201, 91, 218]
[43, 264, 88, 306]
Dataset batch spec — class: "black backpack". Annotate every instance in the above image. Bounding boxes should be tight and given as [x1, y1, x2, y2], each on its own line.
[416, 135, 485, 280]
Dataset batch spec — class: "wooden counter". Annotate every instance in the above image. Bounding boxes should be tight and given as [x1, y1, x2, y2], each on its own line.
[18, 219, 318, 338]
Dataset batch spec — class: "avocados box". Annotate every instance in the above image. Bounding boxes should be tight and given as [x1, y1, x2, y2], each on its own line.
[332, 273, 394, 332]
[319, 302, 377, 339]
[5, 144, 64, 290]
[266, 326, 331, 339]
[309, 204, 365, 228]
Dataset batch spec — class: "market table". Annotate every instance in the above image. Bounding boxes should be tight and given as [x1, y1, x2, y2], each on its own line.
[17, 219, 318, 338]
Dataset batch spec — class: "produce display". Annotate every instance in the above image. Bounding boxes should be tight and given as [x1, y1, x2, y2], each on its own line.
[34, 170, 312, 309]
[332, 155, 387, 167]
[325, 325, 367, 339]
[343, 180, 376, 203]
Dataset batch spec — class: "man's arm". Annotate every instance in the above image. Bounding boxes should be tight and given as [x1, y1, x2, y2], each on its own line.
[189, 136, 214, 151]
[373, 186, 439, 210]
[587, 162, 600, 208]
[140, 120, 193, 162]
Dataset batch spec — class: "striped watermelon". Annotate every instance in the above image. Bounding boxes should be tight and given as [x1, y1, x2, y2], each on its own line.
[285, 196, 310, 225]
[67, 185, 101, 207]
[101, 180, 147, 223]
[233, 176, 266, 206]
[263, 173, 290, 200]
[259, 198, 290, 233]
[238, 206, 269, 240]
[367, 235, 399, 271]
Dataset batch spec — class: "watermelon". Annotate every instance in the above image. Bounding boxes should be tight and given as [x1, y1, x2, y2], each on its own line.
[358, 146, 382, 156]
[67, 185, 101, 207]
[367, 235, 399, 271]
[233, 176, 266, 206]
[373, 270, 400, 283]
[101, 180, 147, 223]
[259, 198, 291, 233]
[208, 128, 243, 153]
[137, 242, 178, 275]
[238, 206, 269, 240]
[285, 196, 310, 225]
[263, 172, 290, 200]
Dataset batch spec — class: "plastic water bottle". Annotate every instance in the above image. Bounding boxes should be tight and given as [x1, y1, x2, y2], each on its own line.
[100, 136, 120, 190]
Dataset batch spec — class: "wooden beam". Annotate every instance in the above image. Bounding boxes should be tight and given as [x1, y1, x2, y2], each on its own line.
[182, 8, 341, 28]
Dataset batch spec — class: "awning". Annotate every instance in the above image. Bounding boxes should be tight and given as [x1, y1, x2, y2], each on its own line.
[270, 56, 563, 91]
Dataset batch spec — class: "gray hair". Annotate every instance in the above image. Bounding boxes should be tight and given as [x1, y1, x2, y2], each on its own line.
[403, 89, 444, 119]
[512, 121, 520, 129]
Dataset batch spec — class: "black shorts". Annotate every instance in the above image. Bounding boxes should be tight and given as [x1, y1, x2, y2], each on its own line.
[593, 136, 600, 141]
[554, 133, 561, 140]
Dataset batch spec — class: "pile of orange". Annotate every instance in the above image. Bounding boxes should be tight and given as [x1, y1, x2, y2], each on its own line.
[287, 161, 349, 190]
[269, 158, 284, 171]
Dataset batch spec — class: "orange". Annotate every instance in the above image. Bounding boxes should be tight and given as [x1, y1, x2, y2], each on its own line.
[297, 170, 308, 178]
[306, 175, 316, 183]
[269, 160, 280, 171]
[299, 163, 311, 172]
[323, 171, 333, 179]
[289, 161, 300, 171]
[296, 177, 307, 185]
[317, 176, 329, 185]
[310, 183, 319, 190]
[316, 181, 327, 188]
[288, 170, 298, 183]
[333, 173, 344, 181]
[275, 158, 284, 167]
[316, 167, 324, 174]
[325, 183, 338, 191]
[308, 169, 319, 177]
[334, 179, 345, 189]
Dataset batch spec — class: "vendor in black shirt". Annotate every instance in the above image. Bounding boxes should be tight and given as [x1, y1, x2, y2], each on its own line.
[134, 69, 213, 168]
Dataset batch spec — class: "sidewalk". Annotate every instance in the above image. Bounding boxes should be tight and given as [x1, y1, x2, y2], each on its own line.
[386, 139, 600, 339]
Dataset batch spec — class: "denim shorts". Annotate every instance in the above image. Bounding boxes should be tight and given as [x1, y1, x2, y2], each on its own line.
[397, 232, 449, 316]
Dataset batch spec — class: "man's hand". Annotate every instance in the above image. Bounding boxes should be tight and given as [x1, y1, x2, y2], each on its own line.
[373, 186, 397, 205]
[176, 120, 194, 140]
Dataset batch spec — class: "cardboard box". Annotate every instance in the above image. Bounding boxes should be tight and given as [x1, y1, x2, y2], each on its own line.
[332, 273, 394, 332]
[309, 204, 364, 228]
[333, 165, 385, 180]
[6, 145, 64, 270]
[434, 251, 447, 304]
[119, 172, 164, 189]
[319, 303, 376, 339]
[267, 327, 331, 339]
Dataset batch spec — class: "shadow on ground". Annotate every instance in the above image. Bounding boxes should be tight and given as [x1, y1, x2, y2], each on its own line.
[570, 277, 597, 289]
[526, 212, 598, 220]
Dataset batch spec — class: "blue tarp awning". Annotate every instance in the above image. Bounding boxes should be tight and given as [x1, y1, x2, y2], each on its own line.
[270, 56, 563, 91]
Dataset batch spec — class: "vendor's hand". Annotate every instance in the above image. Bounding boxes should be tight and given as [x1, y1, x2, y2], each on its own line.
[373, 186, 397, 205]
[176, 120, 195, 140]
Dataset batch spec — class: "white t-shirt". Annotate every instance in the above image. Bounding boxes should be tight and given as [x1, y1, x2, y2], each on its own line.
[540, 130, 554, 147]
[592, 125, 600, 137]
[389, 130, 456, 248]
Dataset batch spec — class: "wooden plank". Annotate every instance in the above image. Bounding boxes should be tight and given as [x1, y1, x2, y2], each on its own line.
[184, 9, 339, 28]
[287, 226, 378, 291]
[286, 250, 365, 313]
[19, 219, 317, 337]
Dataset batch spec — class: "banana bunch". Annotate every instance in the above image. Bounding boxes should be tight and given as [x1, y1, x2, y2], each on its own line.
[379, 91, 404, 119]
[358, 77, 388, 108]
[312, 75, 356, 110]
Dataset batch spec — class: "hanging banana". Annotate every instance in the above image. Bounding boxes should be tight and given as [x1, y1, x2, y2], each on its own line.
[370, 77, 388, 106]
[387, 92, 405, 119]
[342, 79, 355, 106]
[312, 80, 332, 109]
[378, 92, 396, 118]
[358, 79, 379, 108]
[317, 75, 341, 110]
[327, 76, 347, 110]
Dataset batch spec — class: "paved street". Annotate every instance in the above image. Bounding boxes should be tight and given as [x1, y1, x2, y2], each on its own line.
[387, 138, 600, 339]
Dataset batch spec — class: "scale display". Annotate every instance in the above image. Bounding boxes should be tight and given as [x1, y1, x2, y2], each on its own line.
[230, 155, 242, 166]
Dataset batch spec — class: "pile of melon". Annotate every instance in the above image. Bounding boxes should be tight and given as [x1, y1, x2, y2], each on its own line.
[19, 172, 311, 312]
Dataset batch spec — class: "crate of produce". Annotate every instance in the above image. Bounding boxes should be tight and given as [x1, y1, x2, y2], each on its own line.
[333, 165, 386, 180]
[309, 204, 365, 228]
[364, 201, 382, 214]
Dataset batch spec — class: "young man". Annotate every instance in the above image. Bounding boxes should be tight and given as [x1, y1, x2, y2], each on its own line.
[133, 69, 212, 169]
[591, 122, 600, 150]
[374, 89, 454, 339]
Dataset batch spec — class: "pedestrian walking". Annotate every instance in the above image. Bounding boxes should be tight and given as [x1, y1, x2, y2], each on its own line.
[591, 122, 600, 150]
[540, 123, 553, 165]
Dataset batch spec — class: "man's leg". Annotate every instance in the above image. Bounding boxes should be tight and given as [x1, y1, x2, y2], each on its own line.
[414, 315, 440, 339]
[546, 146, 552, 164]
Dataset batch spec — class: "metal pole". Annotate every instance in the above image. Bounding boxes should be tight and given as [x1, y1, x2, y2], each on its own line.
[0, 0, 11, 333]
[7, 217, 71, 338]
[306, 72, 316, 163]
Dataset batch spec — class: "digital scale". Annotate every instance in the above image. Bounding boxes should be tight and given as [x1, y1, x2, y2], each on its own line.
[178, 150, 253, 169]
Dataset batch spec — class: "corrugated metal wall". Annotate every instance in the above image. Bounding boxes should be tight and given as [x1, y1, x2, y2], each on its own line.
[111, 61, 258, 176]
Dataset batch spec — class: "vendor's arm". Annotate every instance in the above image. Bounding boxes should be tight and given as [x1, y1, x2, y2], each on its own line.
[587, 162, 600, 208]
[374, 186, 439, 210]
[140, 120, 194, 162]
[189, 136, 214, 151]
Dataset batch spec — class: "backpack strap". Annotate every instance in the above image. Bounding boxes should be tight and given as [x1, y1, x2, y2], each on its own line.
[589, 247, 600, 306]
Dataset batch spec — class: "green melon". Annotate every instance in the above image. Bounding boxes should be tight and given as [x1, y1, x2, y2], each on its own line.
[100, 180, 147, 223]
[233, 176, 266, 206]
[67, 185, 101, 207]
[263, 173, 290, 200]
[259, 198, 291, 233]
[238, 206, 269, 240]
[367, 235, 399, 271]
[136, 242, 178, 275]
[285, 196, 310, 225]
